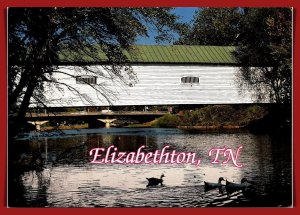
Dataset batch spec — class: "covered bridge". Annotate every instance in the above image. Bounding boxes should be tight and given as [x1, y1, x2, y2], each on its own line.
[35, 45, 257, 107]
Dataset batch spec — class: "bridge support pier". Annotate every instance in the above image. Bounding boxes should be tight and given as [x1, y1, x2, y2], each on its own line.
[97, 118, 116, 128]
[27, 121, 49, 131]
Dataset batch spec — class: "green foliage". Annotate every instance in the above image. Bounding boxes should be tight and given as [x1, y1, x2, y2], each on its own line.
[176, 8, 241, 45]
[238, 105, 268, 126]
[181, 105, 237, 126]
[233, 8, 292, 103]
[153, 105, 268, 128]
[152, 114, 180, 128]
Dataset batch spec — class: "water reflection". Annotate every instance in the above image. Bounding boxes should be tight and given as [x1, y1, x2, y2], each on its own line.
[9, 128, 292, 207]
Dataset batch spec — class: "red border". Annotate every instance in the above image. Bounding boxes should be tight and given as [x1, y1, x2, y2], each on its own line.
[0, 0, 299, 214]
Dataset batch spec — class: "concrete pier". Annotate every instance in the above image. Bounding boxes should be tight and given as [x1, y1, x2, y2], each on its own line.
[27, 121, 49, 131]
[97, 119, 116, 128]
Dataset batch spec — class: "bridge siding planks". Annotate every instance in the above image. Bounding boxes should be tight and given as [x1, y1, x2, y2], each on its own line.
[32, 65, 259, 107]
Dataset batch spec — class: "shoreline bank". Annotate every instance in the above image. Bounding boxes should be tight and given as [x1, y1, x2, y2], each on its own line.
[38, 124, 247, 132]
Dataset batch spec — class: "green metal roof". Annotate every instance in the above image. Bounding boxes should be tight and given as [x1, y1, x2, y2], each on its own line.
[58, 45, 237, 64]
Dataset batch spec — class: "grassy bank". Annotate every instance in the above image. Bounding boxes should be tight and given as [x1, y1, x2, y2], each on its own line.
[40, 123, 89, 131]
[178, 105, 267, 127]
[129, 105, 268, 129]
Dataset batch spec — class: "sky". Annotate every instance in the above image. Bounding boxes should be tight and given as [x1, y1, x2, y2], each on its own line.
[136, 7, 198, 45]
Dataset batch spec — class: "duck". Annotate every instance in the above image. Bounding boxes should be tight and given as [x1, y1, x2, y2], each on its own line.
[146, 174, 165, 187]
[225, 178, 254, 195]
[204, 177, 225, 194]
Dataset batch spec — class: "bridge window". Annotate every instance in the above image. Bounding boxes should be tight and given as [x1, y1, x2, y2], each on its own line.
[76, 76, 97, 84]
[181, 76, 199, 84]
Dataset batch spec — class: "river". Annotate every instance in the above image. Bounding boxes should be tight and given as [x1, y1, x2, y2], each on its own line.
[8, 128, 292, 207]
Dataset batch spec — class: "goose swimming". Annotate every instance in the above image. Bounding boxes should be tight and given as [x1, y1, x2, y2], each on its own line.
[225, 178, 253, 195]
[146, 174, 165, 187]
[204, 177, 225, 193]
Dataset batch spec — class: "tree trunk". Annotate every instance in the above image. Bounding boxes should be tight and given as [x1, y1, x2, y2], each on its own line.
[8, 67, 30, 110]
[9, 77, 37, 138]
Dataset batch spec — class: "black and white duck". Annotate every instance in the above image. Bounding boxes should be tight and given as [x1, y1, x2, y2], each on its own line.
[146, 174, 165, 187]
[204, 177, 225, 194]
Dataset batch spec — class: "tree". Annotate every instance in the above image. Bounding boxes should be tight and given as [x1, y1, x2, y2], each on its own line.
[8, 7, 183, 136]
[175, 8, 242, 45]
[233, 8, 292, 104]
[176, 7, 292, 104]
